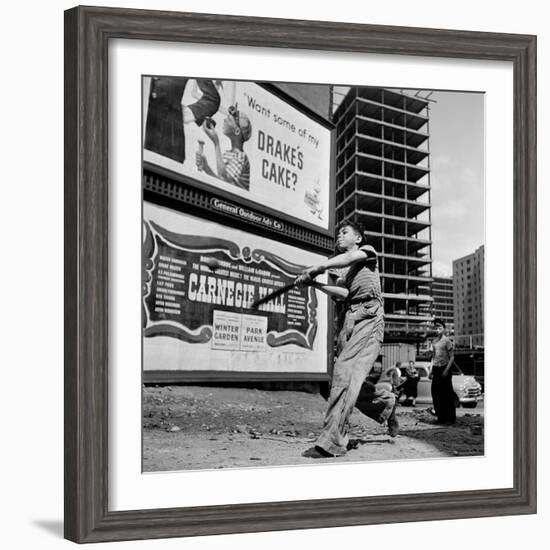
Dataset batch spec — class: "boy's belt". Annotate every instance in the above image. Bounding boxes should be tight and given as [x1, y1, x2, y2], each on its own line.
[346, 296, 378, 305]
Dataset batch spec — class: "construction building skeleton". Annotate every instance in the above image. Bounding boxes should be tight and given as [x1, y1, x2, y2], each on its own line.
[333, 87, 434, 345]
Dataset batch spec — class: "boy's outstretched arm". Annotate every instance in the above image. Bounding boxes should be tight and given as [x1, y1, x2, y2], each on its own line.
[296, 247, 375, 284]
[307, 280, 349, 301]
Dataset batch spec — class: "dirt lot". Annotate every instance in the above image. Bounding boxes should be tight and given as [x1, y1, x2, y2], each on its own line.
[143, 385, 484, 472]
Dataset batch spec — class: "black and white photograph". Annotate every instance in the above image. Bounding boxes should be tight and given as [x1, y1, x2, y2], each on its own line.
[2, 0, 542, 547]
[142, 78, 485, 472]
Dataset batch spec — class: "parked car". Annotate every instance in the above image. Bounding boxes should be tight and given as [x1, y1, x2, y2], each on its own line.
[408, 362, 482, 408]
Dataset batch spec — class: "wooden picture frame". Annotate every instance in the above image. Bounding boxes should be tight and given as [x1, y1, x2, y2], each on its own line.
[64, 5, 536, 543]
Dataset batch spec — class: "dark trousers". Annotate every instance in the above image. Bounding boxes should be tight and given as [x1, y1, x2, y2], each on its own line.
[431, 367, 456, 423]
[403, 378, 419, 399]
[145, 77, 189, 163]
[144, 78, 220, 163]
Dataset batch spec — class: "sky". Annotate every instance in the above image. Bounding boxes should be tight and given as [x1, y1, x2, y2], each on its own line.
[426, 91, 485, 277]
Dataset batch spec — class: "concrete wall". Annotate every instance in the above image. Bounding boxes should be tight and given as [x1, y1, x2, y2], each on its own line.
[381, 343, 416, 371]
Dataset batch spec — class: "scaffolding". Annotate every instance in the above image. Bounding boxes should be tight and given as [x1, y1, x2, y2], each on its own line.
[333, 87, 434, 343]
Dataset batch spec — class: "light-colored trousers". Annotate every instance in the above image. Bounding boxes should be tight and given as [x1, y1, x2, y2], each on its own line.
[316, 304, 392, 456]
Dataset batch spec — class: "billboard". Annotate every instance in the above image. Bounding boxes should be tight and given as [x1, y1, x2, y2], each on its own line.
[143, 203, 329, 374]
[143, 78, 333, 231]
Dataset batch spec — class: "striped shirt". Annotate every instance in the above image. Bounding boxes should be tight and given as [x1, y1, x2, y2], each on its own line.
[334, 245, 383, 305]
[222, 150, 250, 190]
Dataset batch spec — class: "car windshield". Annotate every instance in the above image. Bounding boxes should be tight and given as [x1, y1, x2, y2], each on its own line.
[410, 363, 466, 378]
[448, 363, 465, 375]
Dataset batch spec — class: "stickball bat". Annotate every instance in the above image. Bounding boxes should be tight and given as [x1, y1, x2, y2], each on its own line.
[250, 280, 302, 309]
[250, 262, 334, 309]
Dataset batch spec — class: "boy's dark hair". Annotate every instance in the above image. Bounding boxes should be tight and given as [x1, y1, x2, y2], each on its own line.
[336, 220, 365, 245]
[433, 318, 446, 328]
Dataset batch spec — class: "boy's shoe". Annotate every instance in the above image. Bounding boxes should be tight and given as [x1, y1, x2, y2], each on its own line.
[302, 446, 335, 459]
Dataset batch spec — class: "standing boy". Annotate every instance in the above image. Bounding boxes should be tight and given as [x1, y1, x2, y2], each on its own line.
[296, 221, 398, 458]
[430, 318, 456, 424]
